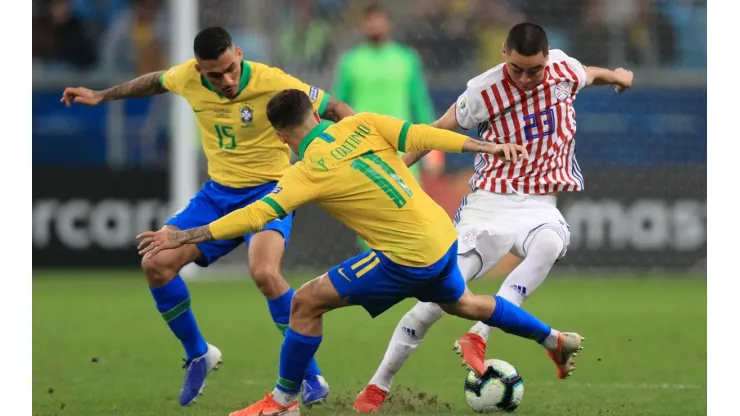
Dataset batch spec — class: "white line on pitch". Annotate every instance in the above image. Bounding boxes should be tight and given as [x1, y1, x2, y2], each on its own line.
[529, 381, 704, 390]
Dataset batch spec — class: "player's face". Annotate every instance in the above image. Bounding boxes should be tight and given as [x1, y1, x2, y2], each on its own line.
[196, 46, 244, 98]
[363, 12, 391, 41]
[503, 47, 548, 90]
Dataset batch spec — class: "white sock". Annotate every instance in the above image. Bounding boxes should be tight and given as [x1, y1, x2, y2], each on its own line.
[468, 228, 564, 341]
[369, 301, 445, 391]
[272, 388, 298, 406]
[540, 328, 561, 351]
[367, 251, 483, 391]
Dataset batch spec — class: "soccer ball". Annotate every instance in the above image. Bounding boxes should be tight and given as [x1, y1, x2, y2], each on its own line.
[464, 359, 524, 413]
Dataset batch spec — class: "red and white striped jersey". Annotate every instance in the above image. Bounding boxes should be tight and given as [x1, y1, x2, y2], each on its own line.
[455, 49, 587, 194]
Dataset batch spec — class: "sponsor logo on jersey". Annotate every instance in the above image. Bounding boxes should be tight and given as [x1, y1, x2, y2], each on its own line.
[555, 81, 571, 101]
[271, 186, 283, 194]
[308, 86, 320, 101]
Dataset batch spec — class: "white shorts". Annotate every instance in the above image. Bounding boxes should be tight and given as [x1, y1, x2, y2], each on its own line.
[454, 189, 571, 280]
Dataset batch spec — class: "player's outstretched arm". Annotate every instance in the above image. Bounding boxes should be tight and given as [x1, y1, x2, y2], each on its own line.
[61, 70, 167, 107]
[371, 113, 528, 163]
[137, 225, 214, 259]
[137, 201, 272, 259]
[585, 66, 634, 93]
[321, 96, 355, 122]
[401, 103, 458, 167]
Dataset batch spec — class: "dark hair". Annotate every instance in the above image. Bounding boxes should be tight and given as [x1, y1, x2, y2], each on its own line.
[505, 22, 549, 57]
[193, 27, 233, 60]
[363, 3, 386, 17]
[266, 89, 314, 131]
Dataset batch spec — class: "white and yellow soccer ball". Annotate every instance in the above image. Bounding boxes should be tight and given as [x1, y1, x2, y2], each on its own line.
[464, 359, 524, 413]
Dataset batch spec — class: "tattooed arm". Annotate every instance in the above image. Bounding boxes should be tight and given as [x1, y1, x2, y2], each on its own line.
[137, 225, 214, 259]
[321, 96, 355, 122]
[61, 70, 167, 107]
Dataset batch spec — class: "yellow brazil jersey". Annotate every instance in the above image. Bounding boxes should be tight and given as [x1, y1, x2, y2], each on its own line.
[158, 59, 330, 188]
[209, 113, 470, 267]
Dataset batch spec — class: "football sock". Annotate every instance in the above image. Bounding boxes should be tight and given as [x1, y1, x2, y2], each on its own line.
[470, 228, 563, 341]
[274, 329, 322, 403]
[150, 275, 208, 361]
[268, 288, 322, 378]
[368, 252, 483, 390]
[369, 301, 445, 391]
[485, 296, 551, 343]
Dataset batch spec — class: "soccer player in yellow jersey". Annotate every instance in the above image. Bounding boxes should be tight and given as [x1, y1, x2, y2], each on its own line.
[60, 27, 354, 407]
[137, 89, 586, 416]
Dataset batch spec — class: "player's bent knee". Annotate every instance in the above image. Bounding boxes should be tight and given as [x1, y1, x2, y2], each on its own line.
[141, 254, 179, 287]
[250, 263, 285, 298]
[527, 228, 565, 263]
[290, 282, 321, 319]
[409, 301, 445, 325]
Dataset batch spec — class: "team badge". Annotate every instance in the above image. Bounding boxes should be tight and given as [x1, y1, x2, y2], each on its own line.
[462, 229, 478, 249]
[555, 81, 571, 101]
[457, 95, 469, 117]
[240, 103, 254, 127]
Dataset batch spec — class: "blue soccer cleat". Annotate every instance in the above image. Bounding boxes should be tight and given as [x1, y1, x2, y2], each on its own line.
[179, 344, 222, 406]
[301, 374, 329, 407]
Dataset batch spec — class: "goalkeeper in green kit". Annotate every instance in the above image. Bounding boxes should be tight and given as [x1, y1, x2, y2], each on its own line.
[333, 4, 443, 251]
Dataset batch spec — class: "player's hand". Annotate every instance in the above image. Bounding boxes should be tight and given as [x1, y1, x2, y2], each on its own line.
[136, 228, 186, 259]
[60, 87, 104, 107]
[612, 68, 633, 93]
[490, 143, 529, 163]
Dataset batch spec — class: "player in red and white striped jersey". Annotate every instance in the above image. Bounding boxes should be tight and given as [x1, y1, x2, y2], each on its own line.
[354, 22, 633, 413]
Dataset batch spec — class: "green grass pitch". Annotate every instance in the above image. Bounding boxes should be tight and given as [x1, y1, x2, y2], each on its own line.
[33, 271, 706, 416]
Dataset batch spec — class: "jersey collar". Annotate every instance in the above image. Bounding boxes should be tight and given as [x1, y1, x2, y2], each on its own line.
[298, 121, 332, 158]
[200, 60, 252, 99]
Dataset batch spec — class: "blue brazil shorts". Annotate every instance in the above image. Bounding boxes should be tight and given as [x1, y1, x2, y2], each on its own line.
[328, 241, 465, 317]
[166, 181, 293, 267]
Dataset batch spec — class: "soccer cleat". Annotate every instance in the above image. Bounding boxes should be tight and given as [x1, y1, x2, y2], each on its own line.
[178, 344, 222, 406]
[301, 374, 329, 407]
[353, 384, 389, 413]
[454, 333, 487, 376]
[229, 392, 299, 416]
[546, 332, 585, 379]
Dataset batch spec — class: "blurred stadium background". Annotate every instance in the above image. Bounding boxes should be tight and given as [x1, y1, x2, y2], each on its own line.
[31, 1, 706, 414]
[32, 0, 706, 277]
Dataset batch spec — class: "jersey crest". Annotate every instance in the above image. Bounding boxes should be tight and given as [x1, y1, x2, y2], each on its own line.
[555, 81, 571, 101]
[239, 103, 254, 127]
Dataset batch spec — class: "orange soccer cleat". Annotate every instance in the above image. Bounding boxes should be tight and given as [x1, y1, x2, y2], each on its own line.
[229, 392, 299, 416]
[454, 333, 487, 375]
[353, 384, 389, 413]
[546, 332, 585, 379]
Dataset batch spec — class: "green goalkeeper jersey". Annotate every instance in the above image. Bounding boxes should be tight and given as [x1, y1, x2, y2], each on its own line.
[332, 42, 436, 180]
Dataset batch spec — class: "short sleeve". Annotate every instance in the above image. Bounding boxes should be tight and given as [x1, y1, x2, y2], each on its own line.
[549, 49, 587, 93]
[158, 60, 195, 95]
[455, 85, 489, 130]
[271, 68, 331, 117]
[563, 56, 588, 93]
